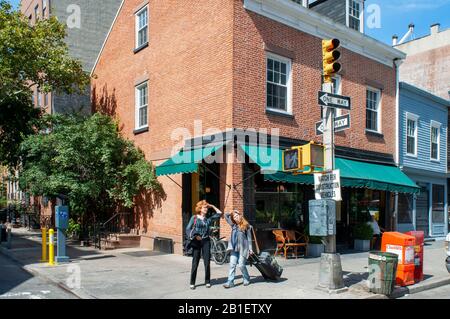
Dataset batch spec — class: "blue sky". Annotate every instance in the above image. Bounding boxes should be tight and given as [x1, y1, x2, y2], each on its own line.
[6, 0, 450, 46]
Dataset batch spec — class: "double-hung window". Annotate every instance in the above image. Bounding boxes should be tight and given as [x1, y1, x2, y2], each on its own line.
[266, 53, 292, 114]
[34, 5, 39, 21]
[366, 88, 381, 133]
[347, 0, 363, 32]
[43, 0, 47, 17]
[135, 6, 148, 49]
[135, 83, 148, 129]
[430, 121, 441, 161]
[406, 113, 418, 157]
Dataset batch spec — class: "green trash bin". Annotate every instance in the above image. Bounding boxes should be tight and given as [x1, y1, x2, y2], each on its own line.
[368, 251, 399, 296]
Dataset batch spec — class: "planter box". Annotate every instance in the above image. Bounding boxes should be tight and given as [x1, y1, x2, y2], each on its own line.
[308, 243, 324, 258]
[354, 239, 371, 252]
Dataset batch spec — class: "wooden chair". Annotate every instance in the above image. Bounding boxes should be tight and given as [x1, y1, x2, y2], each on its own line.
[272, 230, 286, 257]
[284, 230, 308, 258]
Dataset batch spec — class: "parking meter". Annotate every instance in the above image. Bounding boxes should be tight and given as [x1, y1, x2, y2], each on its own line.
[55, 206, 70, 263]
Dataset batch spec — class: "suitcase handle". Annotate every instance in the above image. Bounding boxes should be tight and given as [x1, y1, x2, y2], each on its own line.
[251, 227, 260, 255]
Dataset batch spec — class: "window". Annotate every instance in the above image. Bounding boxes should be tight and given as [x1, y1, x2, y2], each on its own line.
[406, 113, 418, 156]
[135, 83, 148, 129]
[347, 0, 363, 32]
[135, 6, 148, 49]
[366, 88, 381, 133]
[43, 0, 47, 17]
[332, 75, 342, 116]
[37, 90, 42, 107]
[44, 93, 49, 106]
[432, 184, 445, 224]
[430, 121, 441, 161]
[266, 53, 292, 114]
[34, 5, 39, 21]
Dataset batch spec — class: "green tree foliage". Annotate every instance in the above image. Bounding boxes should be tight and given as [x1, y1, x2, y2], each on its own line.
[0, 1, 90, 167]
[19, 114, 164, 219]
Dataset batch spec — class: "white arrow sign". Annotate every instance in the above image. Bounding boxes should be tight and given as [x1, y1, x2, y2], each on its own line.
[316, 114, 351, 135]
[318, 91, 351, 110]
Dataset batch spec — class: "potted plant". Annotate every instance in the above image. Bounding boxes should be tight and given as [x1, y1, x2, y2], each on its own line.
[305, 225, 325, 257]
[308, 235, 325, 257]
[353, 223, 374, 252]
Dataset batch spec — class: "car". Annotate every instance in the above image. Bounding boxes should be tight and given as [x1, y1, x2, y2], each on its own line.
[446, 233, 450, 273]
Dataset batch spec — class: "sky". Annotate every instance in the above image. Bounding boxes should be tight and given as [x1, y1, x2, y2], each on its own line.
[6, 0, 450, 46]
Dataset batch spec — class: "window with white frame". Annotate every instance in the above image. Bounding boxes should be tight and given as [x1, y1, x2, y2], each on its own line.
[347, 0, 363, 32]
[406, 113, 418, 156]
[135, 6, 148, 49]
[366, 88, 381, 133]
[43, 0, 47, 17]
[430, 121, 441, 161]
[135, 83, 148, 129]
[266, 53, 292, 114]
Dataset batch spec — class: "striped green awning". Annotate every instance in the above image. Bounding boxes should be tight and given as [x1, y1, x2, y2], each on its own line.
[156, 143, 225, 176]
[240, 144, 420, 194]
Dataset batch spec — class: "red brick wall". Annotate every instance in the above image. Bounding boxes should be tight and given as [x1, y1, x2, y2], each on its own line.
[232, 1, 397, 155]
[92, 0, 235, 253]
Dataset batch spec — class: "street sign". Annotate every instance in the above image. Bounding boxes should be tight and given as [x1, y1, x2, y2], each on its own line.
[318, 91, 351, 110]
[314, 170, 342, 201]
[316, 114, 351, 135]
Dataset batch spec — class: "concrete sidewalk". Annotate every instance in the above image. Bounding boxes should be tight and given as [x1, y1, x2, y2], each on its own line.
[1, 228, 449, 299]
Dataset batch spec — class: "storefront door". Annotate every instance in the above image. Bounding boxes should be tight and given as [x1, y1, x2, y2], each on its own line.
[415, 183, 430, 237]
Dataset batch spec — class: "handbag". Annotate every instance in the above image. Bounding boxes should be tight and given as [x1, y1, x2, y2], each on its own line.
[184, 216, 198, 255]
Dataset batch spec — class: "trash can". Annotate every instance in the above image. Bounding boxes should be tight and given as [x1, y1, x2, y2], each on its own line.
[368, 251, 399, 296]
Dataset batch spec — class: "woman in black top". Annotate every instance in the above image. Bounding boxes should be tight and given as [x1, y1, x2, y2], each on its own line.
[185, 200, 223, 289]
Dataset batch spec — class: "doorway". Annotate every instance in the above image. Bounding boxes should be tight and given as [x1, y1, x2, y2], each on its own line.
[415, 183, 430, 237]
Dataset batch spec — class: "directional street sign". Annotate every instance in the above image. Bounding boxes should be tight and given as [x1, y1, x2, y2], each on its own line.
[316, 114, 351, 135]
[318, 91, 351, 110]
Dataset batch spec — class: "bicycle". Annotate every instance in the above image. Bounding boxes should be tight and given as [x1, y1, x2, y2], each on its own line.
[209, 226, 229, 265]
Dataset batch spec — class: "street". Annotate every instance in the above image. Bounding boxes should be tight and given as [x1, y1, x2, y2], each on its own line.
[400, 284, 450, 299]
[0, 254, 76, 299]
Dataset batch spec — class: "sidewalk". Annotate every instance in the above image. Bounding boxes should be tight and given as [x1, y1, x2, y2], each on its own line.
[1, 228, 449, 299]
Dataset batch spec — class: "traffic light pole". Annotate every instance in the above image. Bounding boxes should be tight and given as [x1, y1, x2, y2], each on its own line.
[317, 81, 347, 293]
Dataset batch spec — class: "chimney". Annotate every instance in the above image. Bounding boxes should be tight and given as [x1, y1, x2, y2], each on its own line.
[431, 23, 440, 35]
[392, 35, 398, 46]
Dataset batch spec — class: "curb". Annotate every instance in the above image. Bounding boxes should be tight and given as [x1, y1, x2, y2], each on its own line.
[0, 245, 94, 300]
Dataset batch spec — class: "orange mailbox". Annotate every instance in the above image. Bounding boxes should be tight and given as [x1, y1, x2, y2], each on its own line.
[381, 232, 416, 286]
[405, 231, 425, 282]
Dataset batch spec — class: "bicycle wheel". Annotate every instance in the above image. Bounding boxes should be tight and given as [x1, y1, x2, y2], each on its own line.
[213, 241, 228, 265]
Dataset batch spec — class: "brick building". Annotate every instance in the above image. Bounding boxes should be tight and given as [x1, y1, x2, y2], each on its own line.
[92, 0, 418, 254]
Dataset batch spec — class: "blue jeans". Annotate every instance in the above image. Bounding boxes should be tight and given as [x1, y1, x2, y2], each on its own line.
[227, 251, 250, 285]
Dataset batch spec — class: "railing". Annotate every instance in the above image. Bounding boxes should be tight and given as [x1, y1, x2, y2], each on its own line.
[96, 212, 132, 250]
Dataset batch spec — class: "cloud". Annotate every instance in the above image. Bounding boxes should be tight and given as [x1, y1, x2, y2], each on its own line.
[383, 0, 450, 11]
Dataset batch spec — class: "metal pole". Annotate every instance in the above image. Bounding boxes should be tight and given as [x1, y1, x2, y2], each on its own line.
[317, 81, 347, 293]
[6, 227, 12, 249]
[48, 229, 55, 266]
[41, 227, 47, 262]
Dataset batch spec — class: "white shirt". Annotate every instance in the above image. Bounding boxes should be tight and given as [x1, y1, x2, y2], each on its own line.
[368, 221, 381, 235]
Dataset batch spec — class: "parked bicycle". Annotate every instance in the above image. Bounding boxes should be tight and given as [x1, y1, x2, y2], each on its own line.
[209, 226, 229, 265]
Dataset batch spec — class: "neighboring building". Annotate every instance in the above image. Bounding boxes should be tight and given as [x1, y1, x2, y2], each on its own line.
[309, 0, 365, 33]
[395, 24, 450, 235]
[397, 83, 449, 238]
[20, 0, 123, 114]
[16, 0, 122, 225]
[92, 0, 414, 254]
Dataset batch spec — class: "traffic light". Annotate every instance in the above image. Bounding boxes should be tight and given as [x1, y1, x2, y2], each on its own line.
[282, 142, 325, 174]
[322, 39, 341, 83]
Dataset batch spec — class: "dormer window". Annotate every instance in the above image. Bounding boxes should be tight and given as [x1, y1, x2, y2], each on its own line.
[347, 0, 363, 32]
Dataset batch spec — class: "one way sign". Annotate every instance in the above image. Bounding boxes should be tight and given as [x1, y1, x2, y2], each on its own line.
[316, 114, 351, 135]
[318, 91, 351, 110]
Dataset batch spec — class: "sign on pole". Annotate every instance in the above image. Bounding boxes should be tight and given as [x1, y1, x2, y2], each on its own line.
[318, 91, 351, 110]
[314, 170, 342, 201]
[316, 114, 350, 135]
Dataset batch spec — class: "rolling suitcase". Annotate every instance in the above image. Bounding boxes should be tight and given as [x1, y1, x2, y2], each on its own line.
[248, 227, 283, 280]
[248, 252, 283, 280]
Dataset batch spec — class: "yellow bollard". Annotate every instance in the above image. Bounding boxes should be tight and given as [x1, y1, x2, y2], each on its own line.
[41, 228, 47, 262]
[48, 229, 55, 266]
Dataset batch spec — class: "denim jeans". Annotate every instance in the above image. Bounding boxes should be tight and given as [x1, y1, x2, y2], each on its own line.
[227, 251, 250, 285]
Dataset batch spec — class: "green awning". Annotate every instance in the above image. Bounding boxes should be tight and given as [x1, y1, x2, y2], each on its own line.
[239, 144, 420, 194]
[239, 144, 281, 174]
[156, 142, 225, 176]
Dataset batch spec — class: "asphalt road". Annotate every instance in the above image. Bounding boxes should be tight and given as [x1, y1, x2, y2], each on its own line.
[400, 284, 450, 299]
[0, 253, 77, 299]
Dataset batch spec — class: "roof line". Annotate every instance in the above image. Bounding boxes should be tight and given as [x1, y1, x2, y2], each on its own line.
[91, 0, 125, 77]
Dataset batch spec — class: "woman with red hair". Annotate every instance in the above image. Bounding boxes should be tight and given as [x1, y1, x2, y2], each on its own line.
[185, 200, 223, 290]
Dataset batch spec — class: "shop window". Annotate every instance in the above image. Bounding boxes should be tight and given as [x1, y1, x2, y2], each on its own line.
[349, 189, 383, 225]
[254, 175, 308, 230]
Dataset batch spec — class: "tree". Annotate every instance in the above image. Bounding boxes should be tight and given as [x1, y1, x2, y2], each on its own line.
[18, 114, 164, 222]
[0, 1, 90, 167]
